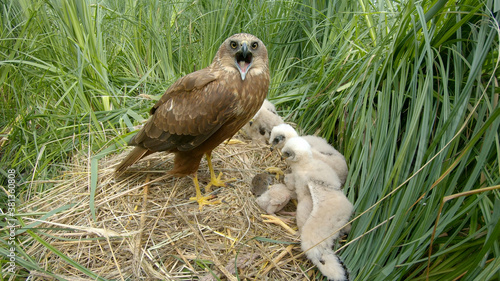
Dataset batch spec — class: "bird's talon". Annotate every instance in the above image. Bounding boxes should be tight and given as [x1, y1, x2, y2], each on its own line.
[204, 183, 214, 193]
[226, 177, 237, 184]
[212, 171, 225, 185]
[206, 172, 236, 192]
[265, 167, 285, 180]
[189, 194, 221, 211]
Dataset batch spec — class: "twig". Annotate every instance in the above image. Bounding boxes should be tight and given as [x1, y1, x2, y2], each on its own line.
[261, 244, 295, 275]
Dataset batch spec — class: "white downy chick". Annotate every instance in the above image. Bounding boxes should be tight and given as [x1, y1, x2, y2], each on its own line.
[251, 173, 292, 215]
[242, 99, 284, 144]
[282, 137, 353, 281]
[270, 124, 348, 186]
[255, 183, 292, 215]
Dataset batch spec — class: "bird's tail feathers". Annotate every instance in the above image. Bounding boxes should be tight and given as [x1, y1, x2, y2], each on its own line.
[115, 147, 151, 173]
[305, 247, 349, 281]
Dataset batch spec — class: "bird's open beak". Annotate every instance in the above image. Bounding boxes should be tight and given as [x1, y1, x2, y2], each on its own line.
[235, 42, 253, 81]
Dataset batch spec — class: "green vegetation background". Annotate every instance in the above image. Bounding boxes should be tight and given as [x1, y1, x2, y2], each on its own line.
[0, 0, 499, 280]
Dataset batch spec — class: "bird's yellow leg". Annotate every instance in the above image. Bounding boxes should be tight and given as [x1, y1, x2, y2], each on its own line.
[261, 214, 297, 235]
[205, 152, 236, 192]
[265, 167, 285, 180]
[189, 174, 221, 210]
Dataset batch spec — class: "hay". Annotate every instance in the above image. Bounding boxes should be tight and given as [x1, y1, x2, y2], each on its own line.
[22, 133, 332, 280]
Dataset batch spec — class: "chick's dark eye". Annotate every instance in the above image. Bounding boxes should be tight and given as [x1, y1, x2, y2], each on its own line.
[259, 127, 266, 135]
[251, 42, 258, 49]
[230, 41, 238, 49]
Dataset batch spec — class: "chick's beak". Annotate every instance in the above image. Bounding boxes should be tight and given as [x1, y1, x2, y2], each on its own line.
[278, 150, 286, 161]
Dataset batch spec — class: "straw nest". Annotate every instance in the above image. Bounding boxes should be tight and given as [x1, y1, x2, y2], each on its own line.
[22, 132, 345, 280]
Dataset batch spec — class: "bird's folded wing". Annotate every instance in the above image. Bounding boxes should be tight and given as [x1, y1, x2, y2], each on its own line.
[150, 68, 219, 114]
[131, 68, 238, 151]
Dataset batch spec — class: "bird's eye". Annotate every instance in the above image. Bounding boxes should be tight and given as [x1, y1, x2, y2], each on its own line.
[230, 41, 238, 49]
[259, 128, 266, 135]
[273, 135, 283, 145]
[251, 42, 258, 49]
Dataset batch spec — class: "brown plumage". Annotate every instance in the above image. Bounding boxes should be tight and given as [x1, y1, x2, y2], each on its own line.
[116, 33, 270, 208]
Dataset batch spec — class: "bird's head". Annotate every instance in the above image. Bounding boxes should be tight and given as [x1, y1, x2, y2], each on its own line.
[269, 124, 298, 151]
[215, 33, 269, 81]
[281, 137, 312, 163]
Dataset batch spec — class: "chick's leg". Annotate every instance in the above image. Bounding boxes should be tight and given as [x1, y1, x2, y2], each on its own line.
[205, 151, 236, 192]
[261, 214, 297, 235]
[264, 167, 285, 180]
[189, 173, 221, 210]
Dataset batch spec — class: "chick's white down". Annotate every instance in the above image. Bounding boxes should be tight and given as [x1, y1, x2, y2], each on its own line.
[281, 137, 353, 281]
[242, 99, 284, 144]
[270, 124, 348, 186]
